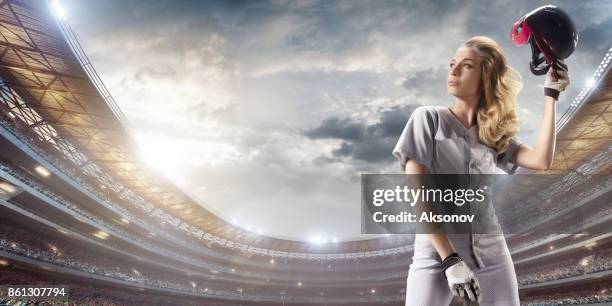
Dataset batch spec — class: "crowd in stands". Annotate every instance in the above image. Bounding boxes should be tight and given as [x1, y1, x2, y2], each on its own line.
[506, 173, 611, 253]
[507, 174, 611, 235]
[0, 219, 406, 301]
[0, 159, 287, 280]
[516, 246, 612, 285]
[521, 287, 612, 305]
[1, 214, 611, 304]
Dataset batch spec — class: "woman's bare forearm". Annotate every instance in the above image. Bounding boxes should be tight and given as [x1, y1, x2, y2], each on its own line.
[516, 96, 557, 170]
[429, 233, 456, 260]
[533, 96, 557, 167]
[404, 159, 456, 260]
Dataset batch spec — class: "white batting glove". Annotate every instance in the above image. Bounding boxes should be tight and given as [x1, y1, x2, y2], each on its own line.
[543, 60, 570, 99]
[441, 253, 481, 303]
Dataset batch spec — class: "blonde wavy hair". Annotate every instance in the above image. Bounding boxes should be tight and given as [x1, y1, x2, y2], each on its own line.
[463, 36, 522, 153]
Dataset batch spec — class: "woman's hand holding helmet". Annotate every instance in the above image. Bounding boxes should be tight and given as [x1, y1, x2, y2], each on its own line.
[544, 60, 570, 99]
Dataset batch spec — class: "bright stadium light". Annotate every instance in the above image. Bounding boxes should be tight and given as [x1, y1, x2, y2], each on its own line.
[310, 236, 322, 244]
[0, 181, 18, 194]
[93, 231, 109, 240]
[34, 165, 51, 177]
[51, 0, 66, 20]
[585, 77, 595, 88]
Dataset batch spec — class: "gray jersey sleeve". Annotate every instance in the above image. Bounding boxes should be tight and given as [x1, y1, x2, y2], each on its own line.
[496, 138, 522, 175]
[392, 106, 436, 172]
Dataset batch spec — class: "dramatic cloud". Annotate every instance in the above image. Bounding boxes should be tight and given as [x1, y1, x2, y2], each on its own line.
[63, 0, 612, 239]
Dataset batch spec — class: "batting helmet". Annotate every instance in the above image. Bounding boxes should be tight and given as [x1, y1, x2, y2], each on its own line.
[510, 5, 578, 75]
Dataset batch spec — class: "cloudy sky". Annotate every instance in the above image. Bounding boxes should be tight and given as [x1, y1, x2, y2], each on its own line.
[61, 0, 612, 240]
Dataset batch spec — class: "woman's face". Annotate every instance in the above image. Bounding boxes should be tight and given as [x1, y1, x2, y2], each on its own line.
[447, 46, 482, 99]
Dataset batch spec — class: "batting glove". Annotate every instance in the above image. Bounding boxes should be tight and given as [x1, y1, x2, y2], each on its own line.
[543, 60, 570, 99]
[441, 252, 481, 303]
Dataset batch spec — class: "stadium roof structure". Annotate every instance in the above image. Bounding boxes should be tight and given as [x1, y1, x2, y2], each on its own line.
[540, 55, 611, 175]
[0, 0, 259, 242]
[550, 68, 612, 174]
[0, 0, 610, 253]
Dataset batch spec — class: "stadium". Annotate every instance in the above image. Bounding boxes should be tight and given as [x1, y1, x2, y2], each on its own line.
[0, 0, 610, 305]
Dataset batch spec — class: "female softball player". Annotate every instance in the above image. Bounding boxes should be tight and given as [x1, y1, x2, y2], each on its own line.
[392, 36, 570, 305]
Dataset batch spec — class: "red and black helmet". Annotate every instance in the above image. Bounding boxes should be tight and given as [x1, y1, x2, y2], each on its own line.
[510, 5, 578, 75]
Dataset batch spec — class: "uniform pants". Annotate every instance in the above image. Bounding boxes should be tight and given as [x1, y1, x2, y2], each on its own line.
[405, 240, 520, 306]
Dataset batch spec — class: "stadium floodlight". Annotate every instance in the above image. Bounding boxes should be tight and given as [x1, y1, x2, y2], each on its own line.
[51, 0, 66, 20]
[257, 229, 263, 235]
[585, 77, 595, 89]
[231, 219, 238, 225]
[270, 259, 275, 264]
[297, 282, 302, 286]
[34, 165, 51, 177]
[0, 181, 18, 194]
[332, 237, 338, 243]
[93, 231, 109, 240]
[310, 236, 323, 244]
[0, 259, 8, 266]
[190, 281, 197, 288]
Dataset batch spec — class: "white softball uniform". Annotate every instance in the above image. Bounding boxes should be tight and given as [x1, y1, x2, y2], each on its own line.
[392, 105, 521, 306]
